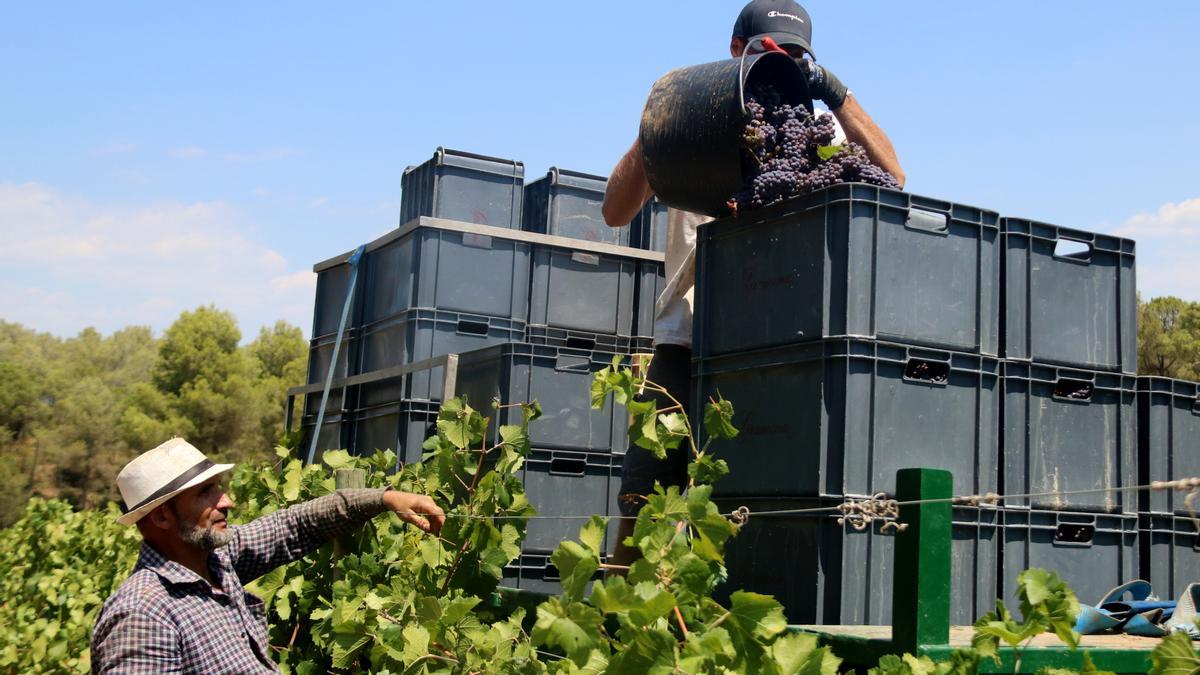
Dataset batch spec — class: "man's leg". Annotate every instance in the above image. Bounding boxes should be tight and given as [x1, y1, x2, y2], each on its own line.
[611, 344, 692, 568]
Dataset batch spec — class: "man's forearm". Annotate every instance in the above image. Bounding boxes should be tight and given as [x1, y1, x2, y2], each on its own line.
[832, 95, 905, 188]
[602, 138, 655, 228]
[228, 488, 388, 583]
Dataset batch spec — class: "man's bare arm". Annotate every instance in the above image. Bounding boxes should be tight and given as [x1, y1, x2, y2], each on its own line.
[832, 95, 905, 188]
[602, 138, 656, 228]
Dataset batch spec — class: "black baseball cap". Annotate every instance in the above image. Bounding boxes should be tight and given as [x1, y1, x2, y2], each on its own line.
[732, 0, 814, 57]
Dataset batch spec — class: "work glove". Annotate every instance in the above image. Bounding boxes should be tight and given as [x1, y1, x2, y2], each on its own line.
[799, 59, 849, 110]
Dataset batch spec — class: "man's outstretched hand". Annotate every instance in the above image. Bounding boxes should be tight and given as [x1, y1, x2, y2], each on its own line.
[383, 490, 446, 535]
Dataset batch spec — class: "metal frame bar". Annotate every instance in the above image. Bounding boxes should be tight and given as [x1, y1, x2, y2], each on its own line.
[285, 353, 459, 435]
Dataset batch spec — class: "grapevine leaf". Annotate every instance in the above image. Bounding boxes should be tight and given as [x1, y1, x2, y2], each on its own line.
[551, 541, 600, 603]
[330, 633, 370, 669]
[1149, 632, 1200, 675]
[688, 454, 730, 486]
[498, 424, 526, 449]
[771, 631, 839, 675]
[817, 145, 844, 161]
[400, 623, 431, 662]
[321, 449, 353, 470]
[1017, 568, 1081, 649]
[703, 396, 739, 440]
[681, 627, 737, 669]
[532, 597, 605, 667]
[578, 515, 607, 556]
[726, 591, 787, 642]
[606, 628, 678, 675]
[523, 399, 542, 423]
[659, 412, 689, 450]
[687, 485, 736, 562]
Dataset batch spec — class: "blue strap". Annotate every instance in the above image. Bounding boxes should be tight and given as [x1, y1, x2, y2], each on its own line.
[306, 244, 366, 465]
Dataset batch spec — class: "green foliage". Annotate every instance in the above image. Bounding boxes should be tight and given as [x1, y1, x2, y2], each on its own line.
[973, 569, 1081, 672]
[870, 651, 980, 675]
[1138, 295, 1200, 379]
[0, 309, 307, 524]
[0, 498, 141, 673]
[228, 396, 540, 673]
[1149, 632, 1200, 675]
[6, 354, 1195, 674]
[0, 360, 39, 436]
[520, 363, 841, 673]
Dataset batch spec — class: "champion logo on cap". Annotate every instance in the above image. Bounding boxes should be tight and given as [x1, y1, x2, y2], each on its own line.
[767, 10, 806, 24]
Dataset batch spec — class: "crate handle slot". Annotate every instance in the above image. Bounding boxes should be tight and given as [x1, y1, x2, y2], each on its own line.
[1193, 395, 1200, 415]
[904, 208, 949, 235]
[461, 232, 493, 250]
[1054, 523, 1095, 546]
[1053, 378, 1094, 402]
[456, 319, 490, 336]
[555, 355, 592, 373]
[565, 336, 597, 350]
[570, 251, 601, 266]
[903, 358, 950, 385]
[1053, 237, 1093, 262]
[544, 564, 560, 581]
[549, 457, 587, 476]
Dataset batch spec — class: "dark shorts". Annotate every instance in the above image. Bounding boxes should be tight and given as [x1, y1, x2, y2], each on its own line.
[618, 344, 692, 517]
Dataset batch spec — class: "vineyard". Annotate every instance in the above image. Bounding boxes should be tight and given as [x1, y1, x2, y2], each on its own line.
[1, 364, 1198, 673]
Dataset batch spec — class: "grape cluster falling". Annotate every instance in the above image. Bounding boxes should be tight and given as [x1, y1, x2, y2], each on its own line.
[728, 82, 899, 215]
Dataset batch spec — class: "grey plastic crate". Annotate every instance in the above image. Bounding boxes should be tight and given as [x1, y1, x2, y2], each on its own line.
[693, 338, 1000, 499]
[362, 222, 531, 323]
[522, 449, 621, 553]
[1003, 362, 1137, 513]
[634, 260, 665, 342]
[1002, 218, 1137, 373]
[694, 184, 1000, 359]
[350, 400, 439, 465]
[455, 343, 629, 453]
[357, 309, 525, 405]
[304, 332, 357, 416]
[502, 550, 606, 595]
[529, 243, 638, 336]
[1001, 509, 1139, 610]
[312, 262, 362, 338]
[632, 197, 668, 252]
[1138, 377, 1200, 515]
[713, 498, 1000, 625]
[400, 147, 523, 229]
[1141, 513, 1200, 602]
[524, 325, 647, 354]
[299, 413, 349, 465]
[523, 168, 626, 246]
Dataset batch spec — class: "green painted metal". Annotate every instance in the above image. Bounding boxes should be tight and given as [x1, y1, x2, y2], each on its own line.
[892, 467, 953, 654]
[922, 644, 1154, 674]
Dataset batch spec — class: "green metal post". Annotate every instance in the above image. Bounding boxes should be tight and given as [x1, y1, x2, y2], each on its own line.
[891, 467, 952, 654]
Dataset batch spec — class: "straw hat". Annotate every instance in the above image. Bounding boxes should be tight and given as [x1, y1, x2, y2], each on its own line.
[115, 438, 235, 525]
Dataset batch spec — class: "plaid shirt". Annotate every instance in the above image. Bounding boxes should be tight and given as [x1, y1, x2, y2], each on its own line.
[91, 489, 388, 674]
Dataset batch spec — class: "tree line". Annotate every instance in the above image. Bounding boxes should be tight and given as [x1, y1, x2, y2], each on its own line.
[0, 306, 307, 526]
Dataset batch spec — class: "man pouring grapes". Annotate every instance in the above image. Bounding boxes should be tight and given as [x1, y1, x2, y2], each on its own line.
[601, 0, 904, 568]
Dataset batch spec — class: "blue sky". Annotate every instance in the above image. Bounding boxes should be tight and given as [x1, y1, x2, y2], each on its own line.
[2, 2, 1198, 339]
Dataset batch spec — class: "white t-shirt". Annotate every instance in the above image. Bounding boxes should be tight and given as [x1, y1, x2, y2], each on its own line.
[652, 108, 846, 348]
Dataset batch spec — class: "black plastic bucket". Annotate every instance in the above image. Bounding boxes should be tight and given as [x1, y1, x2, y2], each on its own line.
[639, 51, 808, 218]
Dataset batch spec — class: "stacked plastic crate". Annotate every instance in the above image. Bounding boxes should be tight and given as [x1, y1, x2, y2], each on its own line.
[477, 165, 657, 592]
[1137, 379, 1200, 600]
[999, 218, 1140, 608]
[301, 148, 667, 593]
[690, 185, 1004, 625]
[301, 148, 529, 463]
